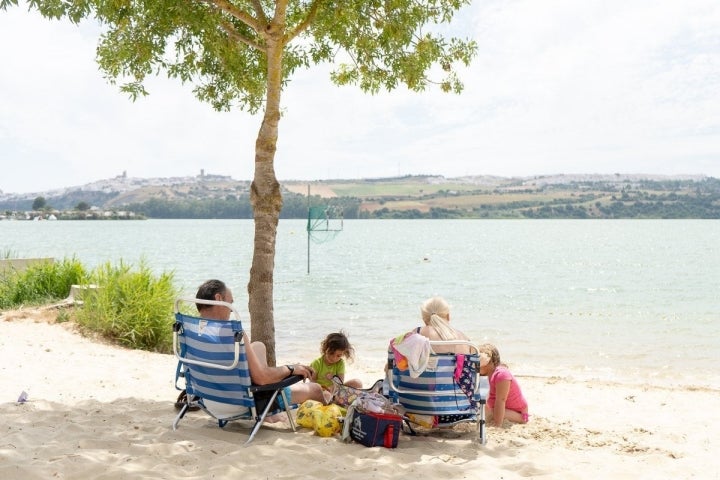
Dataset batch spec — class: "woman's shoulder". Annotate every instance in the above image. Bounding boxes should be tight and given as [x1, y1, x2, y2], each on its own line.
[416, 325, 442, 339]
[413, 325, 431, 337]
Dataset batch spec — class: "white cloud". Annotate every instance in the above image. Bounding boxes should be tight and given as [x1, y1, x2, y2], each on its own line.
[1, 0, 719, 194]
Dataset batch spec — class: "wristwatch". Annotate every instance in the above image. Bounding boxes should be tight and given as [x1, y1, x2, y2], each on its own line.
[286, 364, 295, 376]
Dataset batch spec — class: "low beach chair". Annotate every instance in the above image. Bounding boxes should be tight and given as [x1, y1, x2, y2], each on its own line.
[172, 297, 301, 444]
[386, 340, 488, 444]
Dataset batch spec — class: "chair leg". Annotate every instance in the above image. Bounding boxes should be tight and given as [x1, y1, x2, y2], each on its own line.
[245, 390, 281, 445]
[403, 418, 418, 436]
[172, 404, 189, 431]
[477, 403, 487, 445]
[280, 389, 297, 431]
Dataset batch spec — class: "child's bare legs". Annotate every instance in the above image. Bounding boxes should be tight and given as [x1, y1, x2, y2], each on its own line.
[503, 409, 528, 424]
[344, 378, 363, 389]
[485, 403, 528, 426]
[289, 382, 327, 405]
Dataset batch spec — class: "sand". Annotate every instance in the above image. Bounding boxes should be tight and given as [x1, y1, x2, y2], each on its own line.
[1, 309, 718, 480]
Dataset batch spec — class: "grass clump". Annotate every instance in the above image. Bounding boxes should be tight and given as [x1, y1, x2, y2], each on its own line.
[0, 258, 87, 309]
[2, 249, 19, 259]
[75, 260, 178, 353]
[0, 256, 179, 353]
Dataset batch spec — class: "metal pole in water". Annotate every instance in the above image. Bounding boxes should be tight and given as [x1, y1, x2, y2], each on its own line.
[307, 184, 310, 274]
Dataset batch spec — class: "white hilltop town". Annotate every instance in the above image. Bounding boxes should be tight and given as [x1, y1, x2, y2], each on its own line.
[0, 170, 234, 201]
[0, 170, 238, 220]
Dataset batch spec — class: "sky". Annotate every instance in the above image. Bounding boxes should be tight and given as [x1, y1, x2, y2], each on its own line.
[1, 0, 719, 195]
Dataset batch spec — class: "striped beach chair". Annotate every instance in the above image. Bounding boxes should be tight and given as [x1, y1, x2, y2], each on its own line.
[386, 340, 488, 444]
[172, 297, 301, 444]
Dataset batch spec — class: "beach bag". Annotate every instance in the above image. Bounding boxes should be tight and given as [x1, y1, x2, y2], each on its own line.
[296, 400, 345, 437]
[331, 376, 384, 407]
[348, 409, 402, 448]
[296, 400, 323, 429]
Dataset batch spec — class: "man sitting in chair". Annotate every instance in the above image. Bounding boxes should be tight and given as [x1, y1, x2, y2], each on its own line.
[195, 279, 326, 406]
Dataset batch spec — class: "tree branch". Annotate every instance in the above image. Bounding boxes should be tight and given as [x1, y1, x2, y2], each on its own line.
[200, 0, 267, 52]
[219, 18, 266, 52]
[250, 0, 268, 24]
[265, 0, 288, 38]
[204, 0, 264, 32]
[283, 0, 323, 45]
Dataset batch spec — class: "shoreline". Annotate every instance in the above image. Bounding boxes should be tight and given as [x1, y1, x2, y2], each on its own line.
[1, 310, 718, 479]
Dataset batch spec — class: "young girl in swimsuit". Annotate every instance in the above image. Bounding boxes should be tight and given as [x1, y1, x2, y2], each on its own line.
[479, 343, 529, 426]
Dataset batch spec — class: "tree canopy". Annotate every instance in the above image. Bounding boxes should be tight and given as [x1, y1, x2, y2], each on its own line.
[32, 196, 47, 211]
[2, 0, 476, 363]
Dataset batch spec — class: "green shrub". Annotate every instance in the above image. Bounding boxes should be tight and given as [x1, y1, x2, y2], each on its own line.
[0, 256, 178, 353]
[0, 258, 87, 309]
[75, 260, 178, 353]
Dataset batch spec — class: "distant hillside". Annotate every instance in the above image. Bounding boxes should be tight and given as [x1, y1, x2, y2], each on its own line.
[284, 174, 720, 218]
[0, 173, 250, 211]
[1, 173, 718, 219]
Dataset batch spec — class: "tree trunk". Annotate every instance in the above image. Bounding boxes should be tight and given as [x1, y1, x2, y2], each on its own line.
[248, 29, 284, 366]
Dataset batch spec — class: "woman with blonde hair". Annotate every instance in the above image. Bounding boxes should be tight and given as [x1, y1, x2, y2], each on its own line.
[416, 296, 472, 353]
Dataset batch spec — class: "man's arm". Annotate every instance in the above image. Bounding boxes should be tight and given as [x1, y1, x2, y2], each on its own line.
[242, 332, 313, 385]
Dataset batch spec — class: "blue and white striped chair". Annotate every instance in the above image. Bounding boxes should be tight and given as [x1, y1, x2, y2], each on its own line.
[172, 297, 301, 444]
[386, 340, 488, 444]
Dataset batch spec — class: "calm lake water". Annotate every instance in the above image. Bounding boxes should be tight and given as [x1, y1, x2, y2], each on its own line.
[2, 219, 718, 388]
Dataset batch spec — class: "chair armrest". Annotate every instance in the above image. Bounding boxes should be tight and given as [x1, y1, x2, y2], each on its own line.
[248, 375, 303, 393]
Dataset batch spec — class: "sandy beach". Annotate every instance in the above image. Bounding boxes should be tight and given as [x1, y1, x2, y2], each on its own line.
[1, 309, 718, 480]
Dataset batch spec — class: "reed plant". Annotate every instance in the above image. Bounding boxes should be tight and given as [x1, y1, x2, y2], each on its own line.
[0, 258, 87, 309]
[75, 260, 178, 353]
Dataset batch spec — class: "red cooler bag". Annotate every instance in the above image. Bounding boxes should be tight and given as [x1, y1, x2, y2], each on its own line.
[349, 410, 402, 448]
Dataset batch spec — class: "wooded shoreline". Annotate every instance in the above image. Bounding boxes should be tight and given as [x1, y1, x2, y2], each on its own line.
[2, 174, 719, 219]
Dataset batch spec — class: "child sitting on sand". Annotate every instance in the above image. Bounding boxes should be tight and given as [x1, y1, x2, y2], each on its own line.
[310, 332, 362, 396]
[479, 343, 529, 427]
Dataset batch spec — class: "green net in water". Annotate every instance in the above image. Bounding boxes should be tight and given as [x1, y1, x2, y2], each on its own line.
[307, 206, 343, 244]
